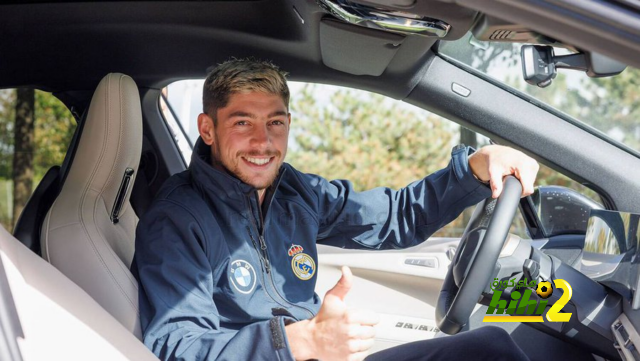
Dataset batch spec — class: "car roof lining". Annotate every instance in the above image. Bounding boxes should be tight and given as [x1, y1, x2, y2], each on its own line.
[0, 0, 478, 97]
[1, 0, 638, 95]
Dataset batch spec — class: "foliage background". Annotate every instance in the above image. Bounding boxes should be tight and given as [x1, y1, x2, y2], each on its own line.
[287, 83, 529, 237]
[0, 89, 75, 232]
[288, 85, 453, 191]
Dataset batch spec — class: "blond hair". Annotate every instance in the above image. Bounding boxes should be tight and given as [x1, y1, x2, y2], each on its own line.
[203, 58, 290, 124]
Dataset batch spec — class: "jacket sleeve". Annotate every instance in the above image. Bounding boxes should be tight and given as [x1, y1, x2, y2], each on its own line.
[135, 200, 295, 361]
[307, 146, 492, 249]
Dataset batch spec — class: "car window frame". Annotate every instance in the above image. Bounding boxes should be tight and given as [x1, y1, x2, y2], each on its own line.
[434, 42, 640, 162]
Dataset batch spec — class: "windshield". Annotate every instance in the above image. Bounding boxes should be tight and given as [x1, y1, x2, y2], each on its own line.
[438, 33, 640, 153]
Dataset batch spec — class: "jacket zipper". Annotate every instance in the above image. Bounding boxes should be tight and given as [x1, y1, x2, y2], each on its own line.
[246, 226, 270, 273]
[244, 225, 289, 311]
[247, 190, 315, 318]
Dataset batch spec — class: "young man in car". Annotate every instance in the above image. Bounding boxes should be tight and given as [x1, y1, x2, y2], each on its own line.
[134, 59, 537, 361]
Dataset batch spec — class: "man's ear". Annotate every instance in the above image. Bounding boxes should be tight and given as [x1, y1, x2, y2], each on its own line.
[198, 113, 215, 145]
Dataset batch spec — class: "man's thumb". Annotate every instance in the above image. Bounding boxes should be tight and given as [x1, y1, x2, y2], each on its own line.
[326, 266, 353, 301]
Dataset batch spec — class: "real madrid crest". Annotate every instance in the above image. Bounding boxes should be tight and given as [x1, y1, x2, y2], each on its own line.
[288, 244, 316, 281]
[229, 259, 257, 294]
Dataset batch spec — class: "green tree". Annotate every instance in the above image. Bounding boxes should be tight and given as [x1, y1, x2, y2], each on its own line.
[287, 84, 478, 237]
[12, 88, 35, 227]
[288, 84, 453, 192]
[0, 89, 75, 232]
[0, 90, 16, 232]
[33, 90, 76, 179]
[579, 69, 640, 150]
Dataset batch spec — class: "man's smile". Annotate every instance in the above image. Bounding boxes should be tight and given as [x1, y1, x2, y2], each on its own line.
[241, 156, 275, 168]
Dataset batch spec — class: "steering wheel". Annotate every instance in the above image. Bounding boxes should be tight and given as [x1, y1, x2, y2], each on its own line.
[436, 176, 522, 335]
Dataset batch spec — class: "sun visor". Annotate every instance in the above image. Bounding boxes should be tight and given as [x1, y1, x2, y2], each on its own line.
[319, 18, 405, 76]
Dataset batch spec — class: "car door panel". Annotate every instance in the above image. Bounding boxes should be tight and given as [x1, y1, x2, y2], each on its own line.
[315, 238, 461, 352]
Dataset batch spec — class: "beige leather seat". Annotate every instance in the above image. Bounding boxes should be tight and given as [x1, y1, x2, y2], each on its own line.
[41, 73, 143, 338]
[0, 225, 158, 360]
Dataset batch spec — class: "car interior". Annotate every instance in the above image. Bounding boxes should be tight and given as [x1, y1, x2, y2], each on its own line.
[1, 1, 640, 360]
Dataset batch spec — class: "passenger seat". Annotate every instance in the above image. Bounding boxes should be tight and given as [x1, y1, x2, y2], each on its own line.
[41, 73, 143, 338]
[0, 225, 158, 360]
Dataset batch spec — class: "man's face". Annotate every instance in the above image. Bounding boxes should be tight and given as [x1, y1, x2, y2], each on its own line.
[199, 91, 290, 190]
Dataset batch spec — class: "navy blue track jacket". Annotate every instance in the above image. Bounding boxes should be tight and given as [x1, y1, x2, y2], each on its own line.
[134, 138, 492, 360]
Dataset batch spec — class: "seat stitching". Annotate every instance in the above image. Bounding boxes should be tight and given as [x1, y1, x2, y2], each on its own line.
[98, 74, 141, 291]
[96, 74, 140, 286]
[89, 74, 140, 310]
[47, 220, 81, 232]
[82, 204, 139, 313]
[77, 74, 139, 315]
[98, 74, 130, 213]
[78, 74, 111, 230]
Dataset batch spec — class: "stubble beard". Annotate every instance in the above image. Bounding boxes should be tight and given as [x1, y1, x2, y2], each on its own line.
[211, 132, 283, 191]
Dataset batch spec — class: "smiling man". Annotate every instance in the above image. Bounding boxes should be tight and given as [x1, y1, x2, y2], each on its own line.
[201, 89, 290, 203]
[134, 59, 536, 361]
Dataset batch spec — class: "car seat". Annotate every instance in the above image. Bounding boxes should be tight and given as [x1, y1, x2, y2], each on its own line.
[40, 73, 143, 338]
[0, 225, 158, 360]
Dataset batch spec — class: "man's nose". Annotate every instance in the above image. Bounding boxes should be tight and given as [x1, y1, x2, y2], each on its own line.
[250, 123, 270, 148]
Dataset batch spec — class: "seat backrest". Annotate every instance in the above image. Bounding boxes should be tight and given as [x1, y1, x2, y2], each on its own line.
[0, 225, 158, 361]
[41, 73, 143, 338]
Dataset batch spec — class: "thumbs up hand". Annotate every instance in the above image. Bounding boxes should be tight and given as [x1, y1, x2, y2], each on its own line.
[286, 266, 379, 361]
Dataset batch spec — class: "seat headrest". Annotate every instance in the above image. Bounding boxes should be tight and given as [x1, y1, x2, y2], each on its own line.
[62, 73, 142, 220]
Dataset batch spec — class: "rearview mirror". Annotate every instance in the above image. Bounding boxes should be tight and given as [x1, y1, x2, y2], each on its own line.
[521, 45, 627, 88]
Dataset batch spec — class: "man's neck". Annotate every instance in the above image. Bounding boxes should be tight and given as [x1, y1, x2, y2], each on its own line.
[207, 156, 271, 206]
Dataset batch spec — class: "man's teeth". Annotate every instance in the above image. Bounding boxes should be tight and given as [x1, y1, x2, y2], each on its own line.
[245, 157, 271, 165]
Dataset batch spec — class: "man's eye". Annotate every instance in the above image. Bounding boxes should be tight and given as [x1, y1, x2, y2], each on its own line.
[235, 121, 247, 126]
[271, 120, 284, 126]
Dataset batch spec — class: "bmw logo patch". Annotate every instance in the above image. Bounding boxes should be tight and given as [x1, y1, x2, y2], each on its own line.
[229, 259, 257, 294]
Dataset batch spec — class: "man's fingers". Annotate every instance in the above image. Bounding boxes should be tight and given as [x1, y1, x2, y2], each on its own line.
[518, 169, 536, 197]
[471, 145, 540, 199]
[490, 165, 538, 198]
[348, 324, 377, 339]
[489, 166, 504, 199]
[326, 266, 353, 301]
[519, 162, 539, 197]
[346, 309, 380, 326]
[348, 338, 375, 353]
[509, 162, 537, 197]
